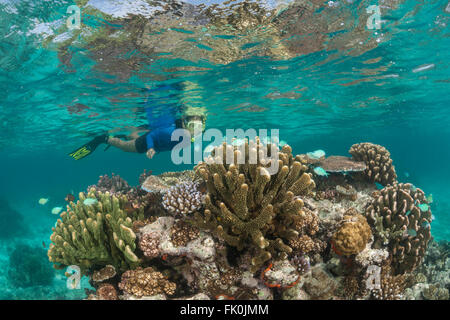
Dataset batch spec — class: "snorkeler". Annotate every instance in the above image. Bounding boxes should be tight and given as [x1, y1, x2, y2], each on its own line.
[69, 84, 206, 160]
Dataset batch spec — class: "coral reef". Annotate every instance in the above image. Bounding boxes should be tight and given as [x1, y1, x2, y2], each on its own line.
[48, 188, 144, 274]
[349, 142, 397, 186]
[365, 183, 432, 274]
[194, 138, 317, 271]
[44, 140, 444, 300]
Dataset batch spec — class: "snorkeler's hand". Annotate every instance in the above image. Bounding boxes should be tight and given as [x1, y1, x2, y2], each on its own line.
[146, 148, 156, 159]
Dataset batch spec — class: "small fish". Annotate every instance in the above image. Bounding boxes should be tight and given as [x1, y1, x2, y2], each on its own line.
[83, 198, 98, 206]
[411, 185, 417, 192]
[375, 182, 384, 190]
[418, 203, 429, 212]
[38, 198, 49, 205]
[314, 167, 328, 177]
[42, 241, 46, 248]
[407, 229, 417, 237]
[404, 172, 410, 178]
[421, 221, 431, 229]
[279, 140, 287, 147]
[431, 214, 436, 221]
[307, 149, 325, 159]
[51, 207, 63, 215]
[65, 193, 75, 202]
[426, 194, 433, 204]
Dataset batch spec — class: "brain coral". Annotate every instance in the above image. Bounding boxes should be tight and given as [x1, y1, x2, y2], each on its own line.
[349, 142, 397, 186]
[365, 183, 432, 274]
[332, 212, 372, 256]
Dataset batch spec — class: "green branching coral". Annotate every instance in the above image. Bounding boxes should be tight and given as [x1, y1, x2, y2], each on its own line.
[193, 138, 316, 272]
[48, 187, 144, 274]
[365, 183, 432, 274]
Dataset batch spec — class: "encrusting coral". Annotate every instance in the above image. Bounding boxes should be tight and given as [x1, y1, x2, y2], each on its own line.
[349, 142, 397, 186]
[118, 267, 177, 298]
[331, 212, 372, 256]
[194, 138, 317, 271]
[365, 183, 432, 274]
[48, 187, 144, 274]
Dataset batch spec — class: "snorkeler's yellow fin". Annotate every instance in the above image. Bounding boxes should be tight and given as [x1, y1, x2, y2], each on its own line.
[68, 145, 93, 160]
[68, 134, 108, 160]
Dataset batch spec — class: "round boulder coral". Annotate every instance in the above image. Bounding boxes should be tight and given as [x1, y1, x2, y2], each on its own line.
[332, 213, 372, 256]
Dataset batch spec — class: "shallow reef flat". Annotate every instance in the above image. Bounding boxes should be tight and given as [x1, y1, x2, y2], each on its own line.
[46, 139, 449, 300]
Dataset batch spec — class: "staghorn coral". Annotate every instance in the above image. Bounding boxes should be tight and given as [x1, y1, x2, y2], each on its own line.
[162, 182, 205, 216]
[349, 142, 397, 186]
[194, 138, 316, 271]
[48, 188, 144, 274]
[365, 183, 432, 274]
[332, 213, 372, 256]
[119, 267, 176, 298]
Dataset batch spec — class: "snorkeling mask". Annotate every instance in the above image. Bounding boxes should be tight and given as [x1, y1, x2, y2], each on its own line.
[184, 116, 206, 142]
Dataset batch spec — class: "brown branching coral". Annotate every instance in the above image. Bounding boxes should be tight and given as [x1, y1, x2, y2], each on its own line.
[48, 188, 143, 274]
[119, 267, 176, 298]
[365, 183, 432, 274]
[194, 138, 316, 271]
[370, 264, 410, 300]
[349, 143, 397, 186]
[162, 182, 205, 216]
[332, 213, 372, 256]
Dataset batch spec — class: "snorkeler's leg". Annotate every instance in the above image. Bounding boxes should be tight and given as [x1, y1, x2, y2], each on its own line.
[106, 136, 139, 153]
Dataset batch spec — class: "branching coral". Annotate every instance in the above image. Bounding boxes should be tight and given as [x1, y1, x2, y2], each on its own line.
[48, 188, 144, 274]
[118, 267, 176, 298]
[365, 183, 432, 274]
[332, 213, 372, 256]
[194, 138, 316, 271]
[162, 182, 205, 216]
[370, 264, 410, 300]
[349, 143, 397, 186]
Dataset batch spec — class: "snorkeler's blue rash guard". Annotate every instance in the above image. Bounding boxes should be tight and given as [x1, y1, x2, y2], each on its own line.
[145, 123, 180, 152]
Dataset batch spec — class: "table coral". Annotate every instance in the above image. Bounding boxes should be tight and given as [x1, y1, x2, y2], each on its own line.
[48, 188, 144, 274]
[119, 267, 176, 298]
[349, 142, 397, 186]
[318, 156, 366, 173]
[194, 138, 316, 271]
[332, 213, 372, 256]
[365, 183, 432, 274]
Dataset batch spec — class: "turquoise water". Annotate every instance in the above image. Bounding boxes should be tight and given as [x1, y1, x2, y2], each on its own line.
[0, 0, 449, 299]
